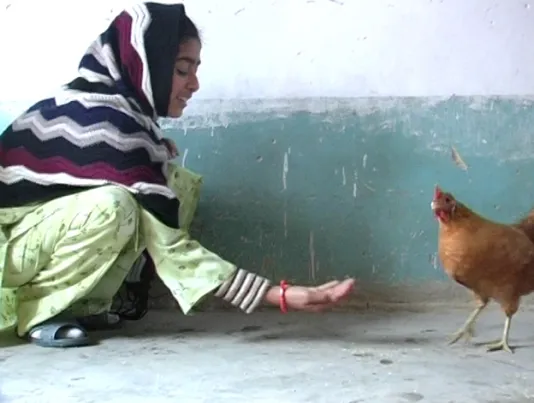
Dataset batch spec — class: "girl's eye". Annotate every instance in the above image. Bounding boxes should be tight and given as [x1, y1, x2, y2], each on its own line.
[175, 69, 188, 77]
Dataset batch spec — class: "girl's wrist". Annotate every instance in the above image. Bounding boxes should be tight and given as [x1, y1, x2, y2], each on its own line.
[263, 285, 281, 306]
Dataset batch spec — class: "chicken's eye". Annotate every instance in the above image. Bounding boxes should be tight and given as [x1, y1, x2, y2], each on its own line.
[445, 197, 451, 203]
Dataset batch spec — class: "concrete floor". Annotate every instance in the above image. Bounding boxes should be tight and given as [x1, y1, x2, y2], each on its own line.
[1, 306, 534, 403]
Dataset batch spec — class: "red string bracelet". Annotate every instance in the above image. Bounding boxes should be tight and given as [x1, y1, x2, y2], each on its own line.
[279, 280, 289, 313]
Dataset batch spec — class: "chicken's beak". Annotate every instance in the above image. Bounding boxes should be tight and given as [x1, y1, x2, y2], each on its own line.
[430, 201, 437, 210]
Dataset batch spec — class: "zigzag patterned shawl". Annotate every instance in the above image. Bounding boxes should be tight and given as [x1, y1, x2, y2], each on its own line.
[0, 2, 189, 227]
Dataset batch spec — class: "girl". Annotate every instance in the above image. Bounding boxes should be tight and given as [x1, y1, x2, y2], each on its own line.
[0, 2, 355, 348]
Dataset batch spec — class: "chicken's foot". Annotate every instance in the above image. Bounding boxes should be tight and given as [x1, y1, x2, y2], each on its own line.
[483, 317, 514, 354]
[448, 304, 486, 345]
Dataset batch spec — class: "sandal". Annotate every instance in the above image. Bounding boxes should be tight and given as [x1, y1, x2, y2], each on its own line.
[28, 320, 91, 348]
[77, 312, 123, 331]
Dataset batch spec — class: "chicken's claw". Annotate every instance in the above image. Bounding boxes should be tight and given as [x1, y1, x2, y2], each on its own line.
[483, 317, 514, 353]
[448, 323, 475, 345]
[448, 304, 486, 346]
[484, 339, 514, 354]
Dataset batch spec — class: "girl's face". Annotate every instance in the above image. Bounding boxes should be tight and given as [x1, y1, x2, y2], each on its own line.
[167, 38, 201, 118]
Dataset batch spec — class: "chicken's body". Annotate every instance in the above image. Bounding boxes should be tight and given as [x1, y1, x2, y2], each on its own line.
[514, 208, 534, 243]
[433, 186, 534, 353]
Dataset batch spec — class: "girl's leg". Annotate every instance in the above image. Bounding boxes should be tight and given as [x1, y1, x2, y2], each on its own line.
[3, 185, 143, 346]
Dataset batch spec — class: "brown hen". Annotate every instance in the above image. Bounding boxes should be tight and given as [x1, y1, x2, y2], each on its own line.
[432, 185, 534, 353]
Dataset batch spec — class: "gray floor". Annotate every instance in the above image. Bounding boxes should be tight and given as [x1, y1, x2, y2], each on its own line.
[2, 306, 534, 403]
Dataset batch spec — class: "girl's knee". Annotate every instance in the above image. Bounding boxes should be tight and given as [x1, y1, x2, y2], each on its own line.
[95, 185, 138, 211]
[75, 186, 139, 239]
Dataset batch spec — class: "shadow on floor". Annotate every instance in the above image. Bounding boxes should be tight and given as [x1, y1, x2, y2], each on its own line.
[92, 309, 438, 345]
[1, 309, 428, 349]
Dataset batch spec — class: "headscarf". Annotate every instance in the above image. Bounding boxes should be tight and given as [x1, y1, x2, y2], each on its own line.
[0, 2, 195, 228]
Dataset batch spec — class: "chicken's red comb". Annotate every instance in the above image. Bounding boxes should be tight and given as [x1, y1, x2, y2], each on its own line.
[434, 185, 443, 198]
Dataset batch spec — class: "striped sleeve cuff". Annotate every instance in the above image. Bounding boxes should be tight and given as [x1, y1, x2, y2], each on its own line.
[214, 269, 271, 314]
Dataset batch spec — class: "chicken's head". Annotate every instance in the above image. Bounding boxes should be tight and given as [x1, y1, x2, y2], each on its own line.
[431, 185, 457, 222]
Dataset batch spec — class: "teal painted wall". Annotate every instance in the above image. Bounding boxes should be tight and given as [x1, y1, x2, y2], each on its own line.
[164, 96, 534, 286]
[1, 96, 533, 292]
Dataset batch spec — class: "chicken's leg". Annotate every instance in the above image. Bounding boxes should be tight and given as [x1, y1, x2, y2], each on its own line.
[483, 316, 514, 353]
[448, 303, 487, 345]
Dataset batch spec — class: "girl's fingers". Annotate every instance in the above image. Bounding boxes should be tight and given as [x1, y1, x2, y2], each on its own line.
[314, 280, 340, 291]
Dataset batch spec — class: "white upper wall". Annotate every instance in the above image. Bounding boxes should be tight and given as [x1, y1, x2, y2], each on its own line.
[0, 0, 533, 104]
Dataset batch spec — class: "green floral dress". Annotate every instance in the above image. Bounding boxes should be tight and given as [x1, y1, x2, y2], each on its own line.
[0, 164, 236, 336]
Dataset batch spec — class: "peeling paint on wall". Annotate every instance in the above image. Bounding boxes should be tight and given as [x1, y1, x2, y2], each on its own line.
[162, 96, 534, 163]
[2, 96, 534, 164]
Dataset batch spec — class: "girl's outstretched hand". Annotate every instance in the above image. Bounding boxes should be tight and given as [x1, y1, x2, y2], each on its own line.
[264, 278, 356, 312]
